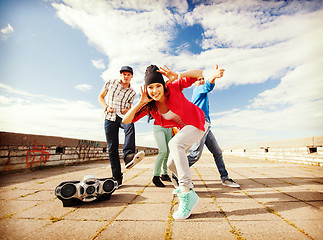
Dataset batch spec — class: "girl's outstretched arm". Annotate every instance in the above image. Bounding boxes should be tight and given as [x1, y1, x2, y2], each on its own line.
[158, 65, 203, 83]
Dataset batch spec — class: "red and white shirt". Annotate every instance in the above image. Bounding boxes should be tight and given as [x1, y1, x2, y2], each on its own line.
[133, 77, 205, 131]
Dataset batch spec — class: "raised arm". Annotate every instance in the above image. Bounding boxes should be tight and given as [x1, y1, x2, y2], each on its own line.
[122, 85, 152, 124]
[208, 64, 225, 84]
[158, 65, 203, 84]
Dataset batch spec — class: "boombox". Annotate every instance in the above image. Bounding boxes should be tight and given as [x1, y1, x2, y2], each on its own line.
[55, 175, 118, 207]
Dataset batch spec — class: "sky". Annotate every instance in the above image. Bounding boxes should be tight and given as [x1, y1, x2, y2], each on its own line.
[0, 0, 322, 148]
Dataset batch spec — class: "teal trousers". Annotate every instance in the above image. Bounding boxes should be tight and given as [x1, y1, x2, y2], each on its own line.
[153, 125, 172, 176]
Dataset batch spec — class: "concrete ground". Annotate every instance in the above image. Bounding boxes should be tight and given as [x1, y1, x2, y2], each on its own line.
[0, 152, 322, 240]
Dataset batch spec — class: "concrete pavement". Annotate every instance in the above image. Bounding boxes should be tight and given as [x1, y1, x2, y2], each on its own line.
[0, 153, 322, 240]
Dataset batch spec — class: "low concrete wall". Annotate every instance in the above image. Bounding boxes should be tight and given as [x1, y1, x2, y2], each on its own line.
[0, 131, 158, 173]
[222, 136, 323, 166]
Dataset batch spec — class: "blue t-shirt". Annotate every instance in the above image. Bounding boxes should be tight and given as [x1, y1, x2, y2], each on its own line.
[191, 80, 215, 122]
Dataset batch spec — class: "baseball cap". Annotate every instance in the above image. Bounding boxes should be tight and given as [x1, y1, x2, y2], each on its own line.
[120, 66, 133, 75]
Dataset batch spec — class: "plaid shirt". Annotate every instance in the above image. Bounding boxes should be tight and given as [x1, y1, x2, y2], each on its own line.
[104, 79, 136, 121]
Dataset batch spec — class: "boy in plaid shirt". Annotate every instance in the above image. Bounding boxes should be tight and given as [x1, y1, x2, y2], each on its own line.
[98, 66, 145, 187]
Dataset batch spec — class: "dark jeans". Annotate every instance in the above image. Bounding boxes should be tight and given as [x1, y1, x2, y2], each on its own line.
[104, 116, 135, 179]
[187, 120, 229, 180]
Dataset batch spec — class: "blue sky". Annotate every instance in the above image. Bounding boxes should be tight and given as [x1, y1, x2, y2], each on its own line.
[0, 0, 322, 147]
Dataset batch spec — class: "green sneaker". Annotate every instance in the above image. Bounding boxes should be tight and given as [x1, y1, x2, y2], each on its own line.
[173, 189, 199, 220]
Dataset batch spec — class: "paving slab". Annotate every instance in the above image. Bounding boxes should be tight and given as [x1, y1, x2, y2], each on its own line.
[0, 218, 52, 240]
[26, 220, 107, 240]
[0, 153, 322, 240]
[96, 221, 167, 240]
[230, 220, 310, 240]
[172, 221, 236, 240]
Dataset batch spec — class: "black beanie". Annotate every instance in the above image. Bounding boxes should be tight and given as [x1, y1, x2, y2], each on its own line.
[145, 65, 165, 89]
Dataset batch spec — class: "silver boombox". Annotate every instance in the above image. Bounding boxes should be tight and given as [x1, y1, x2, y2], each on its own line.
[55, 175, 118, 207]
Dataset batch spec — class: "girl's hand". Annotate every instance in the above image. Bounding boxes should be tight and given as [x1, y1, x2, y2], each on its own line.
[158, 65, 177, 82]
[140, 85, 153, 104]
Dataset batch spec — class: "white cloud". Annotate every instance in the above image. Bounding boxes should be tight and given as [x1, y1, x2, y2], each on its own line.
[250, 59, 323, 108]
[75, 84, 93, 92]
[186, 0, 322, 48]
[52, 0, 175, 62]
[180, 4, 323, 89]
[0, 23, 14, 40]
[212, 59, 323, 146]
[0, 23, 14, 34]
[0, 83, 105, 141]
[91, 59, 106, 69]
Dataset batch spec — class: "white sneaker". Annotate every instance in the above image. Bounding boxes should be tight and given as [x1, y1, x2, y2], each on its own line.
[222, 178, 240, 188]
[125, 151, 145, 169]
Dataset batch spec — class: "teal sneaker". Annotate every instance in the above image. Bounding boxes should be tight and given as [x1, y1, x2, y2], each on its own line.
[173, 189, 199, 220]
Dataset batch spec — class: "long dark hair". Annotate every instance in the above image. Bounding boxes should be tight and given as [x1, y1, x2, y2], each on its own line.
[142, 84, 169, 122]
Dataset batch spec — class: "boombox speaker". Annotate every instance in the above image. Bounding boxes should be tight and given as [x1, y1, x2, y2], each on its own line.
[55, 175, 118, 207]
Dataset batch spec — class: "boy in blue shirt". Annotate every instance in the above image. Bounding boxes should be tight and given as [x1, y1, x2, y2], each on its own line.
[188, 65, 239, 188]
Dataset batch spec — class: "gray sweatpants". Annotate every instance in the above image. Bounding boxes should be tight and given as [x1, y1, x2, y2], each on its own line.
[167, 121, 209, 192]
